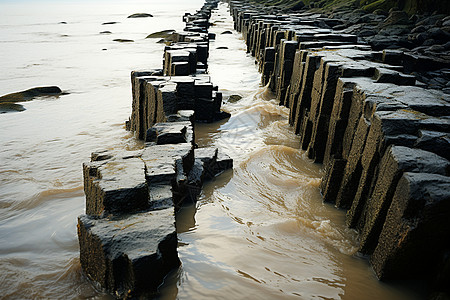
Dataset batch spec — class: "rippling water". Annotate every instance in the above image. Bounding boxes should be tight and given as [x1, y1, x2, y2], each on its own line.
[0, 1, 422, 299]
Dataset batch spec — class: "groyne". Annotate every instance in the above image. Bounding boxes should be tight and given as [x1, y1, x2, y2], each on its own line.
[77, 0, 231, 298]
[76, 0, 450, 297]
[229, 0, 450, 297]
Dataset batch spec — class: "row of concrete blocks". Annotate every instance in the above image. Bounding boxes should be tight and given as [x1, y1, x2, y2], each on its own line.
[77, 0, 231, 298]
[162, 0, 222, 76]
[128, 70, 229, 141]
[230, 0, 450, 295]
[78, 114, 232, 297]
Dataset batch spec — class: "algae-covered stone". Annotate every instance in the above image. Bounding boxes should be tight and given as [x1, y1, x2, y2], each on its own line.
[0, 86, 62, 103]
[146, 30, 175, 39]
[128, 13, 153, 18]
[141, 143, 194, 186]
[145, 121, 193, 145]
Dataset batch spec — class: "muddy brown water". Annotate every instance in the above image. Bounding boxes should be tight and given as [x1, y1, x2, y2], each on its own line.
[0, 1, 423, 299]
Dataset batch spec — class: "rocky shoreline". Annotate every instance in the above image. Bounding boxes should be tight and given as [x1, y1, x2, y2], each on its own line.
[237, 0, 450, 94]
[77, 1, 231, 298]
[229, 0, 449, 298]
[76, 0, 450, 298]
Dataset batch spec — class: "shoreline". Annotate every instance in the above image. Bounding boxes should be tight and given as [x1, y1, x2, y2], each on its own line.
[230, 0, 450, 298]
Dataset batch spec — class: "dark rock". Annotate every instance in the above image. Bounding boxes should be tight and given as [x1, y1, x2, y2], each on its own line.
[166, 110, 195, 124]
[184, 148, 232, 203]
[77, 209, 179, 298]
[146, 30, 175, 39]
[216, 46, 228, 49]
[427, 27, 450, 42]
[102, 22, 119, 25]
[100, 31, 112, 34]
[213, 110, 231, 122]
[359, 29, 377, 37]
[208, 33, 216, 40]
[0, 86, 63, 103]
[145, 122, 193, 145]
[83, 154, 149, 216]
[371, 172, 450, 280]
[113, 39, 134, 43]
[221, 30, 233, 34]
[373, 9, 388, 16]
[228, 94, 242, 103]
[411, 25, 426, 33]
[291, 1, 305, 11]
[128, 13, 153, 18]
[90, 150, 114, 162]
[427, 44, 445, 52]
[0, 103, 26, 113]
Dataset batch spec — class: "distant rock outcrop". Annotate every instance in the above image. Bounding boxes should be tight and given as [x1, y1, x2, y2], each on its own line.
[0, 86, 63, 103]
[128, 13, 153, 18]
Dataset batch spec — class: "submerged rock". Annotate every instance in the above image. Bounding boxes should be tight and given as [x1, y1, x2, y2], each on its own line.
[146, 30, 175, 39]
[0, 86, 63, 103]
[146, 30, 176, 43]
[0, 103, 26, 113]
[113, 39, 134, 43]
[128, 13, 153, 18]
[228, 94, 242, 103]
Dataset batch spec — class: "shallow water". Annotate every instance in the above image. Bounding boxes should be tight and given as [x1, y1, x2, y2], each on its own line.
[0, 1, 422, 299]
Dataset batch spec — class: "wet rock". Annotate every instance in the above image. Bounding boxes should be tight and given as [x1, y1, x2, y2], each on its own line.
[291, 1, 305, 11]
[145, 121, 193, 145]
[354, 146, 450, 255]
[411, 24, 427, 34]
[141, 143, 194, 186]
[0, 86, 63, 103]
[77, 208, 179, 298]
[228, 94, 242, 103]
[184, 148, 232, 203]
[166, 110, 195, 124]
[146, 30, 175, 39]
[83, 154, 149, 216]
[113, 39, 134, 43]
[371, 172, 450, 280]
[426, 27, 450, 42]
[414, 130, 450, 160]
[0, 103, 26, 113]
[128, 13, 153, 18]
